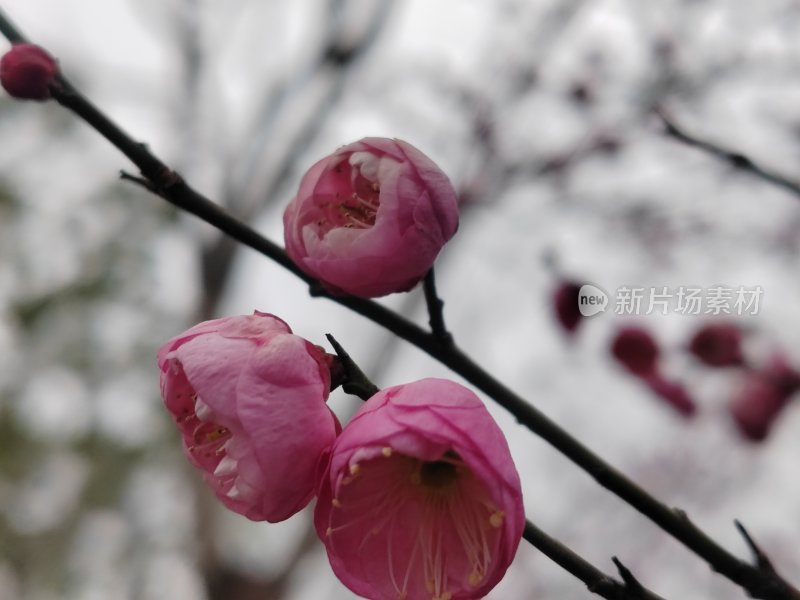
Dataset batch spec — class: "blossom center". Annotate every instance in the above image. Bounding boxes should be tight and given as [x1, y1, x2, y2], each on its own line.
[327, 449, 504, 599]
[419, 460, 458, 490]
[186, 395, 232, 459]
[317, 152, 382, 233]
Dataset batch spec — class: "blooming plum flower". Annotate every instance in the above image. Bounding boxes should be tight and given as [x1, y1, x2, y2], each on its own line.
[0, 43, 58, 101]
[283, 138, 459, 297]
[315, 378, 524, 600]
[157, 311, 340, 522]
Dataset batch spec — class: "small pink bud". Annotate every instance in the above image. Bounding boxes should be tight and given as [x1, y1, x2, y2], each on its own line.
[283, 138, 459, 297]
[553, 281, 583, 335]
[157, 311, 340, 522]
[644, 373, 697, 417]
[729, 373, 790, 442]
[729, 355, 799, 442]
[315, 378, 524, 600]
[762, 353, 800, 396]
[688, 322, 743, 367]
[0, 43, 58, 101]
[611, 326, 660, 376]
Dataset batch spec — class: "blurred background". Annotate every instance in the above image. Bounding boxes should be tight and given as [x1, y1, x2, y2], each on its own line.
[0, 0, 799, 598]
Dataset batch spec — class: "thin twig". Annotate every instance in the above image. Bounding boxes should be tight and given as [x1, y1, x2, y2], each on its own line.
[524, 521, 667, 600]
[324, 333, 379, 400]
[612, 557, 648, 596]
[1, 11, 798, 600]
[735, 520, 778, 574]
[422, 268, 453, 345]
[119, 170, 157, 193]
[657, 109, 800, 200]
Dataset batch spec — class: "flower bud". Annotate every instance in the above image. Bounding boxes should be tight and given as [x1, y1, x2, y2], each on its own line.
[729, 355, 799, 442]
[610, 326, 659, 376]
[688, 322, 743, 367]
[553, 280, 583, 335]
[0, 43, 58, 101]
[157, 311, 340, 522]
[644, 373, 697, 417]
[283, 138, 459, 297]
[315, 378, 524, 600]
[729, 373, 789, 442]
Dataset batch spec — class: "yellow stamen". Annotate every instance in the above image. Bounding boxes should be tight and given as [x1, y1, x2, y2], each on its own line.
[489, 511, 504, 528]
[206, 426, 229, 442]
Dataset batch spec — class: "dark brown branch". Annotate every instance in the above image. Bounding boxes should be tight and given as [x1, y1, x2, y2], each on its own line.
[422, 268, 453, 345]
[1, 11, 798, 599]
[612, 557, 648, 596]
[324, 333, 379, 400]
[658, 110, 800, 200]
[119, 170, 157, 193]
[735, 520, 779, 574]
[524, 521, 666, 600]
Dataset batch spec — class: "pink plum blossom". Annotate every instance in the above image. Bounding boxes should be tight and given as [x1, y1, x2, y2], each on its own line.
[315, 378, 524, 600]
[157, 311, 340, 522]
[283, 138, 459, 297]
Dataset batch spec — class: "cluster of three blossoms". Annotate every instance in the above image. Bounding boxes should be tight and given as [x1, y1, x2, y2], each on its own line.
[0, 43, 524, 598]
[157, 139, 525, 600]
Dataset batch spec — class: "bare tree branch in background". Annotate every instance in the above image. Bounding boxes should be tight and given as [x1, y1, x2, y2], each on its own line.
[199, 0, 397, 317]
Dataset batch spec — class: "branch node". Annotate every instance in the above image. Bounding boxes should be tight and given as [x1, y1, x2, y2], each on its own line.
[119, 170, 156, 193]
[612, 556, 647, 595]
[153, 165, 182, 191]
[735, 520, 777, 575]
[325, 333, 379, 400]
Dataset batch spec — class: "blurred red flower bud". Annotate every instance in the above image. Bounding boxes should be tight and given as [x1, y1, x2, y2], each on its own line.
[729, 373, 791, 442]
[688, 322, 743, 367]
[553, 281, 582, 334]
[728, 354, 799, 442]
[611, 326, 660, 376]
[762, 353, 800, 397]
[644, 373, 697, 417]
[0, 43, 58, 101]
